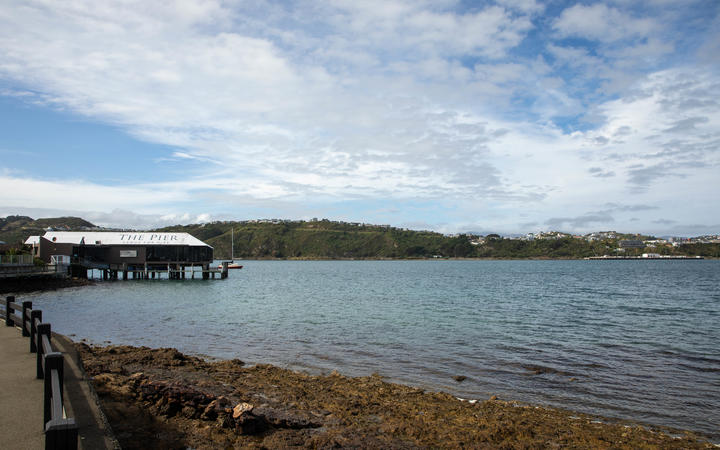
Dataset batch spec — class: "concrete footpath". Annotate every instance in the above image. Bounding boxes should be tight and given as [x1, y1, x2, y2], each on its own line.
[0, 324, 44, 449]
[1, 324, 119, 449]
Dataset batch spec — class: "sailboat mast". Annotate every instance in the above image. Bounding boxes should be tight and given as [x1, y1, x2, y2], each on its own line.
[231, 226, 234, 261]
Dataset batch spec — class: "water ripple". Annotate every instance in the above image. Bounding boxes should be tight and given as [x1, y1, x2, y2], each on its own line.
[26, 259, 720, 439]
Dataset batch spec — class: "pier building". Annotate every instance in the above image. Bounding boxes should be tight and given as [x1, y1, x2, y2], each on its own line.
[26, 231, 223, 280]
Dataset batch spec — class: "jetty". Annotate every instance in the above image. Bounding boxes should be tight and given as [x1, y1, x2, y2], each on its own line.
[17, 231, 231, 281]
[0, 254, 69, 279]
[585, 255, 704, 260]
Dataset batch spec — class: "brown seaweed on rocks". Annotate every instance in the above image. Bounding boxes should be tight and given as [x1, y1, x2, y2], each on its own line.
[77, 343, 715, 449]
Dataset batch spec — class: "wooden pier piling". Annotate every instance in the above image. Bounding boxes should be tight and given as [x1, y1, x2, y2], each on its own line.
[75, 261, 228, 282]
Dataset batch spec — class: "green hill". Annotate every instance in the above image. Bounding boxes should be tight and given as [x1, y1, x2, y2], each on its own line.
[0, 215, 97, 247]
[157, 220, 720, 259]
[156, 220, 456, 259]
[3, 216, 718, 259]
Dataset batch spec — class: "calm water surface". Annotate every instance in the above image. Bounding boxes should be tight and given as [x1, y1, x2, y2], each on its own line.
[26, 260, 720, 438]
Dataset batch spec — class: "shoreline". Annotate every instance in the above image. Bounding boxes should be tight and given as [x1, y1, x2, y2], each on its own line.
[217, 256, 718, 261]
[75, 341, 715, 449]
[0, 276, 94, 295]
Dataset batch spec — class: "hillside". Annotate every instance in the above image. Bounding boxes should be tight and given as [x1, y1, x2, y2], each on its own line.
[156, 220, 720, 259]
[2, 216, 718, 259]
[156, 220, 456, 259]
[0, 215, 97, 246]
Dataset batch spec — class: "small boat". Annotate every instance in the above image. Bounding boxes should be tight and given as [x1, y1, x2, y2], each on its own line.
[217, 227, 243, 269]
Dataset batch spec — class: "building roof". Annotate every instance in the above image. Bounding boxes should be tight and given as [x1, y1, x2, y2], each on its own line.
[619, 240, 645, 248]
[41, 231, 212, 248]
[25, 236, 40, 245]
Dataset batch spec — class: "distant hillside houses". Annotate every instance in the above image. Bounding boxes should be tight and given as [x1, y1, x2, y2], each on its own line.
[189, 220, 716, 245]
[619, 240, 645, 248]
[584, 231, 618, 241]
[477, 231, 720, 244]
[524, 231, 573, 240]
[468, 236, 485, 245]
[461, 231, 720, 247]
[228, 218, 395, 229]
[686, 235, 720, 244]
[44, 225, 101, 232]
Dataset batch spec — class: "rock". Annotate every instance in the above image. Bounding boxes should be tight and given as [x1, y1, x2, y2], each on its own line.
[234, 411, 266, 435]
[453, 375, 467, 382]
[137, 379, 215, 418]
[202, 396, 231, 421]
[230, 403, 266, 435]
[253, 406, 321, 429]
[232, 402, 254, 419]
[91, 373, 114, 387]
[156, 398, 182, 417]
[219, 414, 235, 429]
[127, 372, 146, 389]
[182, 405, 197, 419]
[227, 403, 322, 435]
[201, 406, 218, 420]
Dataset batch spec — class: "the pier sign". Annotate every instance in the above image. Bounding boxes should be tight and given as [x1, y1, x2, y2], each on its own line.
[119, 234, 181, 243]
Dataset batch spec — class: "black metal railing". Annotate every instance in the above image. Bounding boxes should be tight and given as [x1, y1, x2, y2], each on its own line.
[1, 295, 78, 450]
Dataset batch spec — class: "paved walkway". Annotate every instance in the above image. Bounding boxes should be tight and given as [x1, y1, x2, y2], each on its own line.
[0, 322, 119, 449]
[0, 324, 44, 449]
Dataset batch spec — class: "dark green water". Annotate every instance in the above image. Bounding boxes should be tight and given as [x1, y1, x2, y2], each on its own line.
[27, 260, 720, 438]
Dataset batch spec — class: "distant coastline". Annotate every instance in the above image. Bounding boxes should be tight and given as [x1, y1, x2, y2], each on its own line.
[2, 215, 719, 261]
[212, 255, 718, 262]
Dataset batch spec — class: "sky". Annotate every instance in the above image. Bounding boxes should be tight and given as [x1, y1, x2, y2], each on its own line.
[0, 0, 719, 236]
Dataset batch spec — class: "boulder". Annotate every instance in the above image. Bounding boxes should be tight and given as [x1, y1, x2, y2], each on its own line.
[202, 396, 231, 421]
[232, 402, 254, 419]
[253, 406, 321, 430]
[231, 403, 266, 435]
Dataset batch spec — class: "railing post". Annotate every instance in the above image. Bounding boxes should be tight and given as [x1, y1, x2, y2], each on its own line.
[22, 301, 32, 337]
[5, 296, 14, 326]
[37, 323, 51, 379]
[45, 418, 78, 450]
[43, 352, 63, 427]
[30, 310, 42, 353]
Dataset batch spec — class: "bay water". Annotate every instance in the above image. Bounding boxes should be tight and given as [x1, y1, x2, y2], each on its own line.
[25, 260, 719, 438]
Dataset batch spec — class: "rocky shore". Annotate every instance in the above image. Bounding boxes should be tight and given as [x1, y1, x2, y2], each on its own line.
[0, 276, 93, 295]
[76, 343, 714, 449]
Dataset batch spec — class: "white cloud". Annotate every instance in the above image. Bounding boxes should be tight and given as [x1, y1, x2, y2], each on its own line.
[574, 68, 720, 201]
[0, 1, 718, 234]
[553, 3, 658, 42]
[0, 175, 182, 212]
[321, 1, 532, 59]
